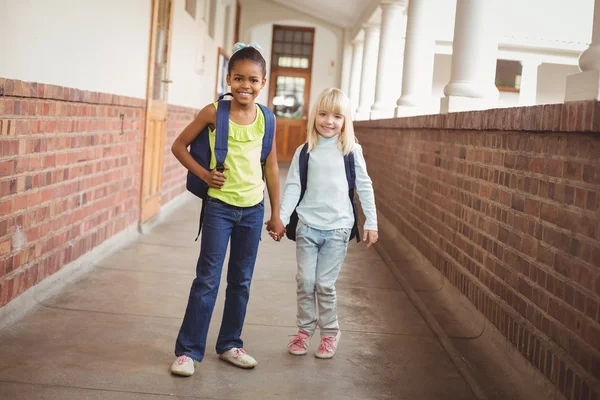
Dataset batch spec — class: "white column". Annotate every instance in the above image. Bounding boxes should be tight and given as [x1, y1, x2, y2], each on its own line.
[355, 23, 380, 121]
[348, 37, 364, 118]
[395, 0, 436, 117]
[340, 28, 353, 96]
[371, 1, 407, 120]
[565, 0, 600, 101]
[518, 60, 541, 106]
[440, 0, 499, 113]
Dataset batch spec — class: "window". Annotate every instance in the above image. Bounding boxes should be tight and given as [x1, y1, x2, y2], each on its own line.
[185, 0, 197, 19]
[273, 76, 306, 119]
[495, 60, 522, 92]
[271, 26, 314, 69]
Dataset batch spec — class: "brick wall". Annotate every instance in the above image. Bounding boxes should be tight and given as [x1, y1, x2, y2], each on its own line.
[356, 101, 600, 400]
[161, 105, 198, 205]
[0, 79, 196, 308]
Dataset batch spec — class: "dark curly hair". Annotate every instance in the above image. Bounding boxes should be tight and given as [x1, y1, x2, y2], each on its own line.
[228, 46, 267, 78]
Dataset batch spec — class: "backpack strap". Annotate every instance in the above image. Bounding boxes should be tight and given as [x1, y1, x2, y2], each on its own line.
[214, 100, 230, 172]
[344, 152, 360, 243]
[284, 143, 309, 241]
[195, 100, 230, 241]
[298, 143, 309, 200]
[257, 104, 275, 180]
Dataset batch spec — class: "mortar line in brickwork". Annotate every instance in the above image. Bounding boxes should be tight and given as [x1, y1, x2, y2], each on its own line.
[0, 93, 146, 110]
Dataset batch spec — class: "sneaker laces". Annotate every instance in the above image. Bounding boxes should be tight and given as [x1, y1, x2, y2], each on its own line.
[177, 355, 190, 365]
[288, 333, 308, 348]
[233, 348, 247, 359]
[318, 336, 336, 354]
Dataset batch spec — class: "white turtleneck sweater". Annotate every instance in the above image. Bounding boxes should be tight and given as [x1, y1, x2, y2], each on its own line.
[280, 134, 377, 232]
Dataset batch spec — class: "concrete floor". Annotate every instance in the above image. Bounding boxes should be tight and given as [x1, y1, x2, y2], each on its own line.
[0, 192, 483, 400]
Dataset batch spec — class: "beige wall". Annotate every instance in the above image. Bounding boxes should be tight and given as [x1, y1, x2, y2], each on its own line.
[0, 0, 236, 109]
[0, 0, 150, 99]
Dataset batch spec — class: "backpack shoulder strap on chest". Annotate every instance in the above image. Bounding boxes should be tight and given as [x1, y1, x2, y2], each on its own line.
[344, 151, 360, 242]
[194, 99, 230, 241]
[214, 100, 230, 172]
[298, 143, 309, 198]
[257, 104, 275, 175]
[344, 151, 356, 190]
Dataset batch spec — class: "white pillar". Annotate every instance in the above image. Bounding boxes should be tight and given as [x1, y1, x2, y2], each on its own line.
[348, 37, 364, 118]
[340, 28, 353, 96]
[565, 0, 600, 101]
[395, 0, 436, 117]
[518, 60, 541, 106]
[440, 0, 499, 113]
[371, 1, 407, 120]
[355, 23, 380, 121]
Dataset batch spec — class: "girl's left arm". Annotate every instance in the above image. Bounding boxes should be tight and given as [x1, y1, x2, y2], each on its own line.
[354, 145, 378, 246]
[264, 127, 285, 237]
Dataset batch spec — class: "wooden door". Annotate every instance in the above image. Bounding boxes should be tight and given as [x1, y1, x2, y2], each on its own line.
[268, 25, 315, 163]
[140, 0, 174, 225]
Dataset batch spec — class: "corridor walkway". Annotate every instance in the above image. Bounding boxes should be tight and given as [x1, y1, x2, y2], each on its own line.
[0, 193, 478, 399]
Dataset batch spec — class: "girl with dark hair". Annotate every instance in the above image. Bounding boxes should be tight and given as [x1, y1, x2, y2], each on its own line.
[170, 42, 284, 376]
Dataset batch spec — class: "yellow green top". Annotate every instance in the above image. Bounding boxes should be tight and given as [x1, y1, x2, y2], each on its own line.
[207, 102, 265, 207]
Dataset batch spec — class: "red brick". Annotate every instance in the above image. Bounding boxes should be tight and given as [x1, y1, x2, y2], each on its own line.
[0, 160, 15, 177]
[524, 198, 541, 217]
[564, 161, 582, 181]
[545, 159, 563, 178]
[529, 157, 545, 174]
[574, 187, 587, 209]
[583, 165, 600, 185]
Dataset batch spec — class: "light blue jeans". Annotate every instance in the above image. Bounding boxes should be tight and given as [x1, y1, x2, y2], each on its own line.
[295, 220, 351, 337]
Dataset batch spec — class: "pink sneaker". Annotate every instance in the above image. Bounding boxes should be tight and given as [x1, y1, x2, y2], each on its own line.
[287, 331, 311, 355]
[315, 331, 341, 359]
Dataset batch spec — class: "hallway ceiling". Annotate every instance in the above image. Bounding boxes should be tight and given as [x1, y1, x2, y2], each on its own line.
[268, 0, 382, 28]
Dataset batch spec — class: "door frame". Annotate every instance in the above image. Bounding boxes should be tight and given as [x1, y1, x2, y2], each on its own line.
[139, 0, 175, 226]
[267, 24, 315, 117]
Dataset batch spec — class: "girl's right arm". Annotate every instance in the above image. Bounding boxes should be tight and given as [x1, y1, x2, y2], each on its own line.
[171, 104, 226, 189]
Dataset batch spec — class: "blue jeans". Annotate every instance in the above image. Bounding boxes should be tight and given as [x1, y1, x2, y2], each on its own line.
[295, 220, 350, 336]
[175, 196, 264, 362]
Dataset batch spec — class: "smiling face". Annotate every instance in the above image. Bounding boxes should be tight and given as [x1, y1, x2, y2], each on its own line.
[315, 109, 345, 138]
[226, 60, 266, 106]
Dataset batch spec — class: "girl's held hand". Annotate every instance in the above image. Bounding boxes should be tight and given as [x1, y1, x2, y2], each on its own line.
[265, 218, 286, 241]
[363, 230, 378, 248]
[204, 165, 229, 189]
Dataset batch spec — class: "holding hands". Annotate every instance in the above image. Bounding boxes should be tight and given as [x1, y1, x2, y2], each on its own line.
[265, 219, 286, 241]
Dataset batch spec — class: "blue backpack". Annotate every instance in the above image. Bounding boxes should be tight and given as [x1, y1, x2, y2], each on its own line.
[285, 143, 360, 242]
[186, 94, 275, 240]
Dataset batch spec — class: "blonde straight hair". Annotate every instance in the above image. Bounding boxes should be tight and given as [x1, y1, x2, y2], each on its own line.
[306, 88, 356, 155]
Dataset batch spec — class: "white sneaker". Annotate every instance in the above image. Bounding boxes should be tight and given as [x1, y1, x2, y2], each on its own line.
[219, 348, 257, 369]
[170, 355, 194, 376]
